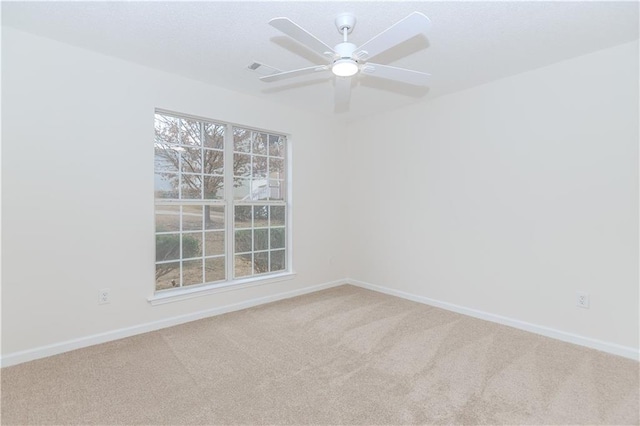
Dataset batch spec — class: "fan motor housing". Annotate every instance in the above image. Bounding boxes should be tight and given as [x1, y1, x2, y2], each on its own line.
[334, 42, 357, 59]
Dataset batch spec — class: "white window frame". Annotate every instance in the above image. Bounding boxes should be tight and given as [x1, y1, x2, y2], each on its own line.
[149, 109, 294, 305]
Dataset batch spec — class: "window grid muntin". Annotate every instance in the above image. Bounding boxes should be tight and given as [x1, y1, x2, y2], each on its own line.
[232, 202, 287, 279]
[155, 201, 227, 290]
[155, 114, 226, 201]
[232, 128, 286, 202]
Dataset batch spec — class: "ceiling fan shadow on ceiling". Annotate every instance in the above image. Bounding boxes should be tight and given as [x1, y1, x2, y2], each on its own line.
[253, 12, 432, 111]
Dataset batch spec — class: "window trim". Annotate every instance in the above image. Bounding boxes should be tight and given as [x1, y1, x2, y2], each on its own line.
[147, 271, 297, 306]
[151, 109, 293, 303]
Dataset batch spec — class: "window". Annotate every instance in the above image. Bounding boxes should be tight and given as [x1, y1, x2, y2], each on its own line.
[154, 111, 288, 292]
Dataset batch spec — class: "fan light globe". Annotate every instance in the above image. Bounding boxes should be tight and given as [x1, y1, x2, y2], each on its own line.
[332, 59, 358, 77]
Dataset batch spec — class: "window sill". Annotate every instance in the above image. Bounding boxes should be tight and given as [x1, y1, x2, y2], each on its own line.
[147, 271, 297, 306]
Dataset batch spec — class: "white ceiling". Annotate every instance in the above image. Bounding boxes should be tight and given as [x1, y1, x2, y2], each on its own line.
[2, 1, 638, 122]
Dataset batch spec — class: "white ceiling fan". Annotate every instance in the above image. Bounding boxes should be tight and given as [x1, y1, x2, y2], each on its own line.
[257, 12, 432, 106]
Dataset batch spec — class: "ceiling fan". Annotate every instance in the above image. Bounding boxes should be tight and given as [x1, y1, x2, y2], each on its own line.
[256, 12, 432, 106]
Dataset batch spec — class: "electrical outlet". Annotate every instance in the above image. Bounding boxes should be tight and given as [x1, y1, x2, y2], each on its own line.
[99, 288, 110, 305]
[576, 291, 590, 309]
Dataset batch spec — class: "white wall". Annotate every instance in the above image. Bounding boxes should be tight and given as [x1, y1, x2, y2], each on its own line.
[347, 41, 639, 351]
[1, 27, 348, 357]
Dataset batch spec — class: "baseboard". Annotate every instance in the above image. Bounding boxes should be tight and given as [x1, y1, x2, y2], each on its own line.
[0, 279, 347, 368]
[348, 278, 639, 361]
[5, 278, 636, 367]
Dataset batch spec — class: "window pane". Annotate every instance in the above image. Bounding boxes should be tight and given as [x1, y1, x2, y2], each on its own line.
[155, 172, 178, 199]
[270, 250, 286, 272]
[233, 178, 250, 200]
[181, 175, 202, 199]
[268, 134, 285, 158]
[155, 114, 179, 145]
[182, 205, 202, 231]
[154, 145, 179, 173]
[155, 205, 179, 232]
[270, 227, 285, 249]
[204, 123, 224, 149]
[180, 119, 201, 146]
[204, 149, 224, 175]
[156, 234, 181, 261]
[254, 229, 268, 251]
[253, 205, 268, 227]
[254, 251, 269, 274]
[270, 206, 285, 226]
[268, 180, 284, 200]
[182, 232, 202, 258]
[251, 181, 270, 201]
[234, 206, 252, 228]
[253, 156, 268, 179]
[269, 158, 284, 178]
[235, 254, 252, 278]
[205, 205, 225, 230]
[253, 132, 268, 155]
[182, 259, 203, 286]
[205, 231, 225, 256]
[233, 128, 251, 153]
[205, 257, 225, 282]
[181, 148, 202, 174]
[203, 175, 224, 200]
[234, 153, 251, 177]
[156, 262, 180, 290]
[235, 229, 252, 253]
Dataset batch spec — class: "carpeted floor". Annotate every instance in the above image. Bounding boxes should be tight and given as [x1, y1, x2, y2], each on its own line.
[1, 285, 638, 425]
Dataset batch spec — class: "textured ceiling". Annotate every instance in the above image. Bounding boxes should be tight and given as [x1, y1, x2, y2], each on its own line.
[2, 1, 638, 122]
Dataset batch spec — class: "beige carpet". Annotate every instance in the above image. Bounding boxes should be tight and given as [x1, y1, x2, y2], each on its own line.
[1, 285, 638, 425]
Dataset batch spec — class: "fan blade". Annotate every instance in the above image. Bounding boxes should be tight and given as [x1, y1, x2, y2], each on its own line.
[260, 65, 330, 82]
[354, 12, 431, 61]
[269, 17, 336, 58]
[361, 63, 431, 86]
[334, 77, 351, 105]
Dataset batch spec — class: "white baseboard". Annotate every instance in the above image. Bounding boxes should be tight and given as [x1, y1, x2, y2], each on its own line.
[348, 278, 639, 361]
[4, 278, 636, 367]
[0, 279, 347, 368]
